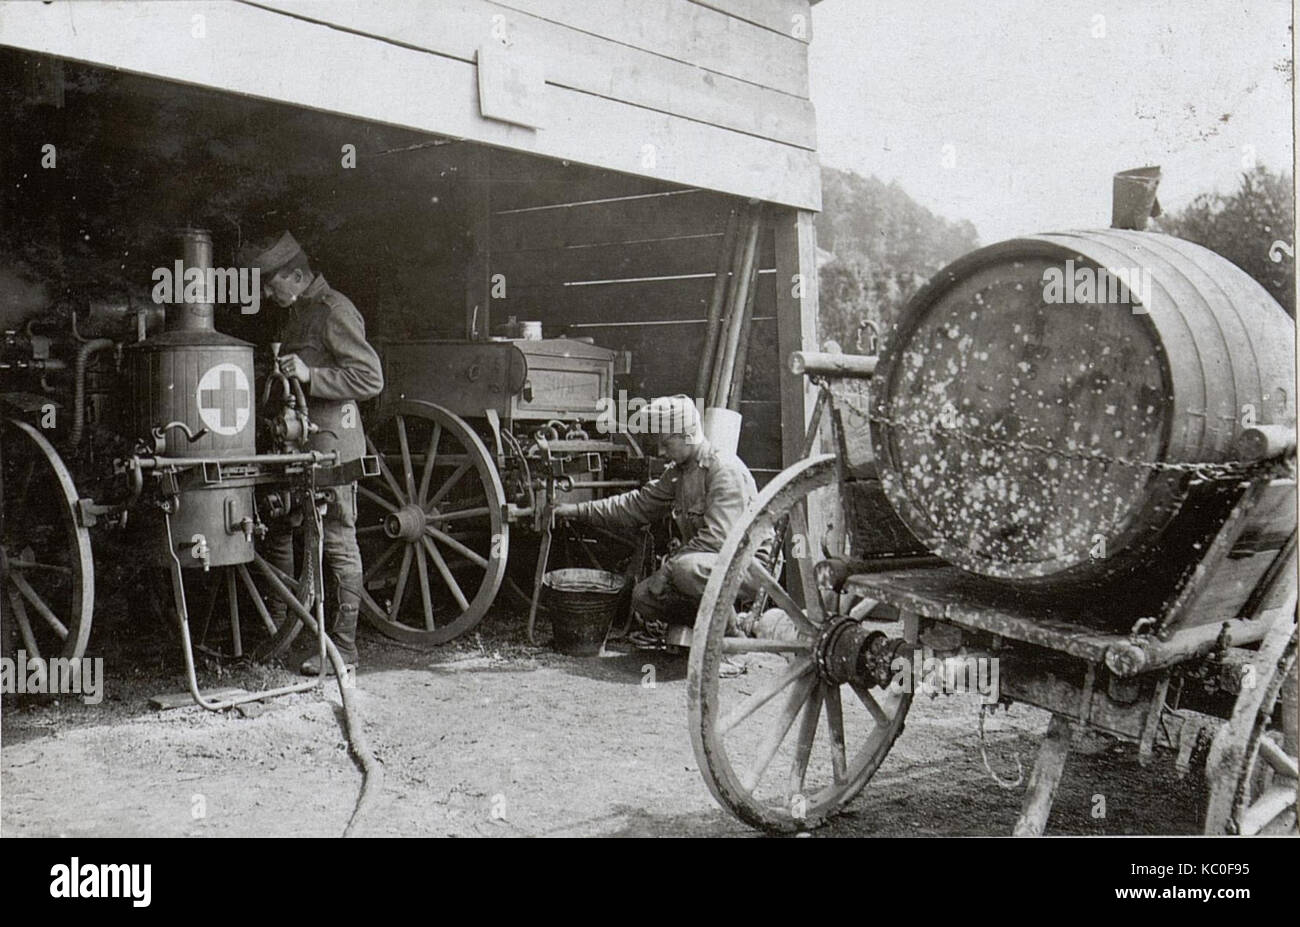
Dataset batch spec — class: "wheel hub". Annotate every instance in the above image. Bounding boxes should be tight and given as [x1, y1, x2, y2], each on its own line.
[814, 616, 909, 688]
[384, 504, 428, 542]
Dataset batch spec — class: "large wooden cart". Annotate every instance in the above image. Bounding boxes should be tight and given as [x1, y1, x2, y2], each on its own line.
[687, 349, 1297, 835]
[355, 337, 652, 646]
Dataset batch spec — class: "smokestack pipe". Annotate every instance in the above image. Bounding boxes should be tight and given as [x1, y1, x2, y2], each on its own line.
[170, 227, 215, 332]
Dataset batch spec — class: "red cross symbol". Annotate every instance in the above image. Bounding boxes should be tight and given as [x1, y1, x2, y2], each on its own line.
[199, 368, 249, 429]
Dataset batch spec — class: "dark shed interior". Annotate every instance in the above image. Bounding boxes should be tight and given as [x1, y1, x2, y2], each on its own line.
[1, 52, 784, 475]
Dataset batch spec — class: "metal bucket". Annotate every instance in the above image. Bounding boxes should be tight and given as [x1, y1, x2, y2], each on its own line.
[543, 568, 628, 656]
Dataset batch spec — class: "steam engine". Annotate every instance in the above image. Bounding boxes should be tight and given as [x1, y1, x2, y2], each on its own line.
[1, 229, 346, 678]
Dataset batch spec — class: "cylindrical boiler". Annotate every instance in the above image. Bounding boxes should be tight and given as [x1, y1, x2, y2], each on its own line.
[129, 229, 257, 568]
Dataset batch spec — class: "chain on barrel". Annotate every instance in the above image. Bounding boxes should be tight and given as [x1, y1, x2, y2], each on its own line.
[869, 230, 1296, 586]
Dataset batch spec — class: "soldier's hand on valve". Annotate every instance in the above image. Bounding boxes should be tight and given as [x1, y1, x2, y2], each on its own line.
[553, 503, 580, 521]
[279, 353, 310, 383]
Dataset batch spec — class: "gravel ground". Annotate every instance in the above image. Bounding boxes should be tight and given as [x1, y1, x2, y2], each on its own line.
[1, 597, 1215, 839]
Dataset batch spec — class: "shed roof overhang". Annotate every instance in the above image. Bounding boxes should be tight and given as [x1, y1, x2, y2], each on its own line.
[0, 0, 822, 210]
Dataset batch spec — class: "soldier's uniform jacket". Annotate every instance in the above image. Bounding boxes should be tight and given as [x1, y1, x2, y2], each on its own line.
[571, 438, 759, 555]
[279, 275, 383, 464]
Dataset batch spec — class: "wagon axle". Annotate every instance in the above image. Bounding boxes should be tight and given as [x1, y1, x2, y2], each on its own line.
[813, 616, 912, 690]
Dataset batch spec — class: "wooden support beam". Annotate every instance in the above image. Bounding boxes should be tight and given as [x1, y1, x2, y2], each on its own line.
[1012, 713, 1073, 837]
[773, 206, 824, 599]
[464, 147, 492, 340]
[773, 207, 819, 467]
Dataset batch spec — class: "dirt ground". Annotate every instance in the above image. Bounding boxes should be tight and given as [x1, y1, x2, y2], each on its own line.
[1, 600, 1208, 838]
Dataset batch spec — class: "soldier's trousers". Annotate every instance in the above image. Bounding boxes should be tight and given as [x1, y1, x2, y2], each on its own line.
[262, 482, 363, 663]
[632, 550, 763, 626]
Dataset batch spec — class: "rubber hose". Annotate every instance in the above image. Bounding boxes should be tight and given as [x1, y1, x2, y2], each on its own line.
[69, 338, 115, 446]
[323, 633, 385, 838]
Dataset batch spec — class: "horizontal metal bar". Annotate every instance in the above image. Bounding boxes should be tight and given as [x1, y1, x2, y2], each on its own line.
[136, 451, 339, 469]
[789, 351, 878, 379]
[560, 480, 643, 490]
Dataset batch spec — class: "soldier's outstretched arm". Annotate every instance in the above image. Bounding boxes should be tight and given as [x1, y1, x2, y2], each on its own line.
[564, 472, 676, 531]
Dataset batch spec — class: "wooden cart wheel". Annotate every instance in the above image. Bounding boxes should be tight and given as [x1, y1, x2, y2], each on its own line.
[1, 419, 94, 662]
[688, 454, 914, 832]
[167, 552, 315, 663]
[1204, 613, 1298, 835]
[358, 400, 508, 645]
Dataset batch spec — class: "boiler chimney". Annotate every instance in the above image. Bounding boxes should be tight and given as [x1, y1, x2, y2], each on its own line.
[170, 227, 215, 332]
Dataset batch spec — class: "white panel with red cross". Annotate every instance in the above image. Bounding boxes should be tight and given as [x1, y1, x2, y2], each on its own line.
[195, 362, 251, 436]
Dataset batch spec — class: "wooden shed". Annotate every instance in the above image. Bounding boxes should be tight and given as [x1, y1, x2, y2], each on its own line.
[0, 0, 825, 477]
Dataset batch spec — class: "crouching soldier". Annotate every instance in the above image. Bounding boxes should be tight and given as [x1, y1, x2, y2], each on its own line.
[555, 395, 768, 644]
[244, 232, 383, 674]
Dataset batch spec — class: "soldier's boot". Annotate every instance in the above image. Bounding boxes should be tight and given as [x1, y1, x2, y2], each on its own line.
[300, 601, 360, 676]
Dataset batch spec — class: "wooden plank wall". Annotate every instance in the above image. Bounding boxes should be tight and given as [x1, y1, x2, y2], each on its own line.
[0, 0, 820, 209]
[484, 151, 785, 477]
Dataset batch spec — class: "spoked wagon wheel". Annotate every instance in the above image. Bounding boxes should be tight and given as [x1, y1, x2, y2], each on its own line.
[358, 400, 508, 646]
[1, 419, 94, 662]
[168, 553, 314, 663]
[1204, 610, 1298, 835]
[689, 454, 913, 832]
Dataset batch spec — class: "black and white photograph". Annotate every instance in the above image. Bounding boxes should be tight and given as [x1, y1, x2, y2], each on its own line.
[0, 0, 1295, 881]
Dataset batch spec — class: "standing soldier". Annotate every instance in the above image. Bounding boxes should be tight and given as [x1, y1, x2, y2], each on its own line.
[244, 232, 383, 674]
[555, 395, 770, 644]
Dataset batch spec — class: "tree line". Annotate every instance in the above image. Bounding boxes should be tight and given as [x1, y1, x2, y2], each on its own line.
[816, 164, 1295, 354]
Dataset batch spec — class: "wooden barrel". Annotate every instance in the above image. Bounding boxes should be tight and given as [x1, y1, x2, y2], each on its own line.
[870, 230, 1296, 585]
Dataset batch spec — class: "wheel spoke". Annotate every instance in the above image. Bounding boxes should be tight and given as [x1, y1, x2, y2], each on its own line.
[226, 568, 243, 658]
[11, 571, 68, 639]
[741, 674, 817, 792]
[787, 502, 826, 625]
[721, 636, 812, 654]
[396, 415, 419, 501]
[422, 535, 470, 612]
[749, 563, 817, 636]
[359, 588, 388, 621]
[414, 542, 436, 631]
[418, 422, 442, 505]
[429, 506, 490, 524]
[424, 524, 489, 568]
[367, 435, 408, 504]
[358, 483, 399, 515]
[1239, 785, 1298, 836]
[717, 656, 815, 735]
[823, 683, 848, 785]
[1257, 736, 1299, 779]
[788, 683, 825, 798]
[389, 546, 414, 621]
[363, 541, 402, 584]
[7, 588, 42, 659]
[236, 563, 280, 635]
[426, 460, 471, 510]
[8, 559, 71, 574]
[850, 681, 891, 728]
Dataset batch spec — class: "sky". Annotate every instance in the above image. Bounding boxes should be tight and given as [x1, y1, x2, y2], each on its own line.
[808, 0, 1295, 243]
